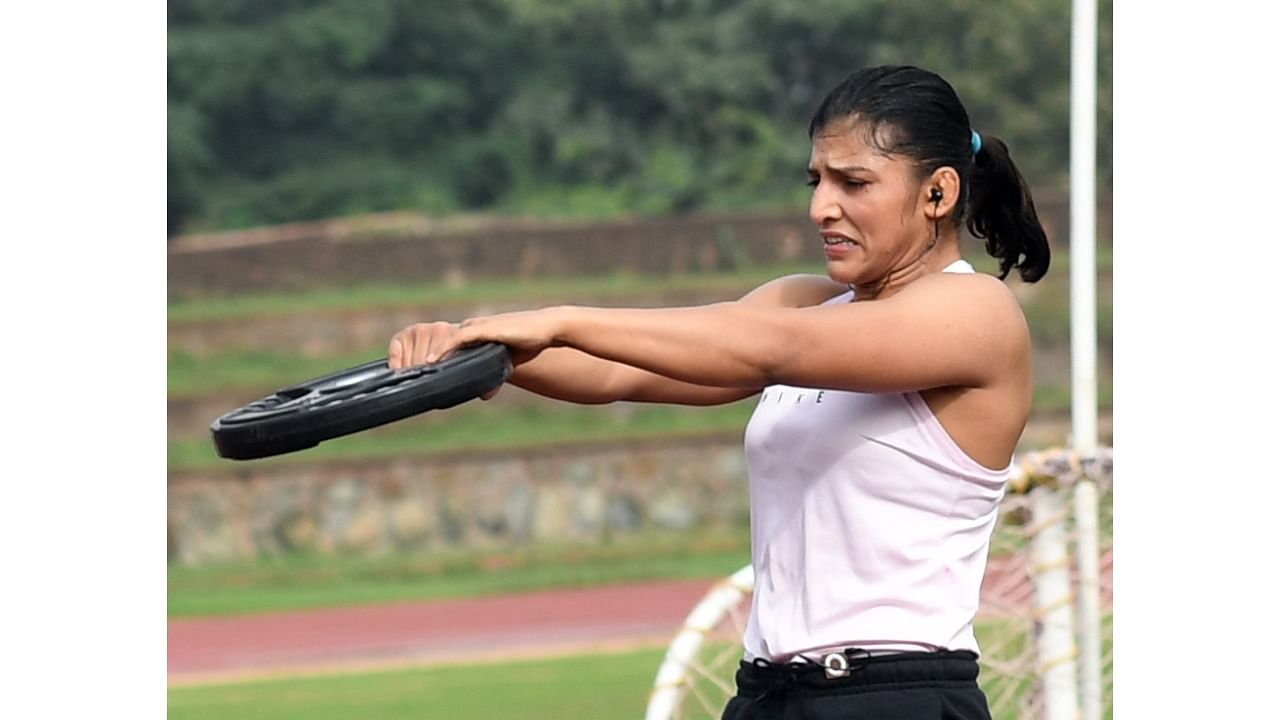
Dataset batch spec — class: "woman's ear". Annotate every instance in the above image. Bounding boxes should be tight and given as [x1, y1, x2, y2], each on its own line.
[923, 166, 961, 219]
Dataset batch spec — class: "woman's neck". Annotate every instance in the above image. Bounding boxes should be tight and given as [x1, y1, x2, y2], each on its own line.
[850, 241, 963, 301]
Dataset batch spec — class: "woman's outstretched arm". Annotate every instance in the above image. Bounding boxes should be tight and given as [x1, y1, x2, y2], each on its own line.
[387, 274, 844, 406]
[433, 272, 1026, 396]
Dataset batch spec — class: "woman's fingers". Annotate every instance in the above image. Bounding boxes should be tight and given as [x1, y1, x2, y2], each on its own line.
[388, 322, 459, 369]
[426, 325, 471, 363]
[387, 335, 406, 370]
[428, 322, 467, 364]
[387, 328, 421, 369]
[390, 312, 534, 368]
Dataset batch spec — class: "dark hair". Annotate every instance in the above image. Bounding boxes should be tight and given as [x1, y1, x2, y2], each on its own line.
[808, 65, 1050, 282]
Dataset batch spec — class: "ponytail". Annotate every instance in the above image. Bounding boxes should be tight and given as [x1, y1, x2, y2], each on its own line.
[966, 134, 1051, 283]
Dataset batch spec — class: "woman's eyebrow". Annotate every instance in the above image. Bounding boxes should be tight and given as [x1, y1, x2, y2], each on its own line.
[808, 163, 873, 174]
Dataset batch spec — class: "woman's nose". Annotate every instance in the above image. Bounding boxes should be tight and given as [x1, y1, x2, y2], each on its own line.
[809, 182, 841, 226]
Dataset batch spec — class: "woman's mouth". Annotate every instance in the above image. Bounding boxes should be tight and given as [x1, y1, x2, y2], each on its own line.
[822, 234, 858, 257]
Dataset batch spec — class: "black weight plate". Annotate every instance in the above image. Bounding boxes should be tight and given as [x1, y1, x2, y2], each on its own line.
[210, 343, 512, 461]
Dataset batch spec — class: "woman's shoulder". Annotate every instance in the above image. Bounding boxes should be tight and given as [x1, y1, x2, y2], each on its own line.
[897, 270, 1030, 347]
[738, 273, 850, 308]
[907, 268, 1021, 308]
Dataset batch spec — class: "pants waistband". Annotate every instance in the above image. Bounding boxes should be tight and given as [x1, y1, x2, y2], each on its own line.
[735, 648, 980, 699]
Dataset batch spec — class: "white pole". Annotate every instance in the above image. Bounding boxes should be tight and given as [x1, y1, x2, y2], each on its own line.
[1070, 0, 1103, 718]
[1070, 0, 1098, 452]
[1073, 477, 1102, 719]
[1029, 486, 1079, 720]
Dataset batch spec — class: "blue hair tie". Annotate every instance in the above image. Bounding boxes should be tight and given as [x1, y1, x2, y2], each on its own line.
[970, 131, 982, 155]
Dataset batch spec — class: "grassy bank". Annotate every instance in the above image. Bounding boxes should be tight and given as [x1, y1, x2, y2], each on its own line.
[171, 398, 756, 470]
[168, 263, 819, 323]
[169, 531, 750, 618]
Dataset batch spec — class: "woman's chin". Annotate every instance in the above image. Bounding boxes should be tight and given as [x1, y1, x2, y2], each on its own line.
[824, 260, 861, 286]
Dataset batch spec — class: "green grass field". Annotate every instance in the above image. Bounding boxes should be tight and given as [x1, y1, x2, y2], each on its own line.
[169, 646, 668, 720]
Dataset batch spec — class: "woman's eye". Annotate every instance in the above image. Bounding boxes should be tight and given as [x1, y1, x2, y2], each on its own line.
[805, 178, 819, 188]
[844, 180, 867, 189]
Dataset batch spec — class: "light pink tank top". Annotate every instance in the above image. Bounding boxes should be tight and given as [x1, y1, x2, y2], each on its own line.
[741, 260, 1012, 661]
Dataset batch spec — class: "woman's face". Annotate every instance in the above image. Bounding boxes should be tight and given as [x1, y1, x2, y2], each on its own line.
[807, 120, 933, 286]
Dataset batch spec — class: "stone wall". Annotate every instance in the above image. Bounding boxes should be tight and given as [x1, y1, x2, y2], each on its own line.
[168, 434, 749, 565]
[168, 210, 817, 299]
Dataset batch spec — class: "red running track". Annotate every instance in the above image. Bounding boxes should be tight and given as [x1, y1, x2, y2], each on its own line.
[168, 578, 716, 685]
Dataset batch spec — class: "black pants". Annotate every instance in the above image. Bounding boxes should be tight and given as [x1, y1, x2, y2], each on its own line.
[720, 650, 992, 720]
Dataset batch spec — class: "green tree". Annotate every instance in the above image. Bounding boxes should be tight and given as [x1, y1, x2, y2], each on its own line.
[167, 0, 1111, 236]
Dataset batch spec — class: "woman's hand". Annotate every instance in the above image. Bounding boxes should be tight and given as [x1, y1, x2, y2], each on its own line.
[387, 320, 465, 370]
[387, 309, 570, 398]
[443, 307, 569, 364]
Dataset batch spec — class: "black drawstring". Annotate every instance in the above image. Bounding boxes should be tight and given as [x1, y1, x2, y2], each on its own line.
[749, 650, 886, 702]
[749, 658, 818, 703]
